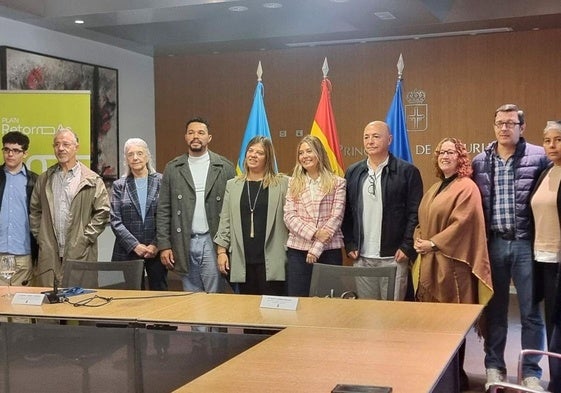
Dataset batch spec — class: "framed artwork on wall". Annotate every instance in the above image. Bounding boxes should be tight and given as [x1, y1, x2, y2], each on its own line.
[0, 46, 119, 186]
[95, 66, 119, 182]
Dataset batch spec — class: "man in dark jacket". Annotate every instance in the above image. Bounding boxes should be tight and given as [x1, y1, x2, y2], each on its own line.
[472, 104, 549, 392]
[157, 117, 235, 293]
[0, 131, 38, 286]
[342, 120, 423, 301]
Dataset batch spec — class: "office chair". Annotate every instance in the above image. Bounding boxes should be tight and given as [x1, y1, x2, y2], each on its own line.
[488, 349, 561, 393]
[488, 381, 546, 393]
[61, 259, 144, 290]
[309, 263, 397, 300]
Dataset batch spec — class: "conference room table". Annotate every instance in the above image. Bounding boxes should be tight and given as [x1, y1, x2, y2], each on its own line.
[0, 287, 483, 393]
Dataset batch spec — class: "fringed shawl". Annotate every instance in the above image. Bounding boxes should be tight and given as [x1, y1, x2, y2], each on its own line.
[413, 177, 493, 305]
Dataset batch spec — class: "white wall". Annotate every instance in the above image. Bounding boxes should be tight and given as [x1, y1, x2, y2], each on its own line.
[0, 16, 156, 259]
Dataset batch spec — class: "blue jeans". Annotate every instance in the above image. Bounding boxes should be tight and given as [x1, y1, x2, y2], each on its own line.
[180, 233, 224, 293]
[484, 236, 544, 378]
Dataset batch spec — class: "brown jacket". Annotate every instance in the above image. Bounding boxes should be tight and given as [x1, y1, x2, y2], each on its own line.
[29, 162, 110, 285]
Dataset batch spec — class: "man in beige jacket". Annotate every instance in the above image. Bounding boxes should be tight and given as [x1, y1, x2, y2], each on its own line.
[30, 127, 110, 286]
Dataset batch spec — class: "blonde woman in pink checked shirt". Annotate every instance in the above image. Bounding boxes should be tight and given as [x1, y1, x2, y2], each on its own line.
[284, 135, 346, 296]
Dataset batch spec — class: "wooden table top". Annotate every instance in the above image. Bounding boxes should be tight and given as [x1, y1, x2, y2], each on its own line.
[139, 292, 482, 334]
[174, 326, 464, 393]
[0, 286, 194, 322]
[0, 288, 482, 335]
[0, 287, 480, 393]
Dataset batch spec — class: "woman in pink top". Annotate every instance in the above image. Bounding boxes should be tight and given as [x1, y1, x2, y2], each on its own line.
[284, 135, 346, 296]
[530, 120, 561, 390]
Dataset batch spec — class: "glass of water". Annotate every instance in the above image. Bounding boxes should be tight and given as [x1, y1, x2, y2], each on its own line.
[0, 255, 17, 297]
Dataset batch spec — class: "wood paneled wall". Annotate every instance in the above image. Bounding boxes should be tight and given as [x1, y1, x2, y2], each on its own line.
[155, 29, 561, 188]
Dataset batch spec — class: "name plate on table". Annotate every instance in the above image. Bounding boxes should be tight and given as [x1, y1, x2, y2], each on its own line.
[11, 293, 48, 306]
[260, 295, 299, 310]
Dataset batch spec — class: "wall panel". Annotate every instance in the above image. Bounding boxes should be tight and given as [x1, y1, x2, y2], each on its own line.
[155, 29, 561, 188]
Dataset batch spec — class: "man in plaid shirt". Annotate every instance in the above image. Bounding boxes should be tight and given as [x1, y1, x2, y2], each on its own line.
[472, 104, 549, 391]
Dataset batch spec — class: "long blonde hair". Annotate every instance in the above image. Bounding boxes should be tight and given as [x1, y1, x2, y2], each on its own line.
[289, 135, 337, 198]
[238, 136, 281, 188]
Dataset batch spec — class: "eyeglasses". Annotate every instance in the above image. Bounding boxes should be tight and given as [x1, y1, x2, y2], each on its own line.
[2, 147, 24, 155]
[437, 150, 458, 156]
[494, 121, 520, 128]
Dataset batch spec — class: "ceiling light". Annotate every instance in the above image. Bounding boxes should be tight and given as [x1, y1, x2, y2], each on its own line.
[286, 28, 513, 47]
[263, 3, 282, 9]
[74, 19, 85, 24]
[228, 6, 248, 12]
[330, 0, 349, 3]
[374, 12, 396, 20]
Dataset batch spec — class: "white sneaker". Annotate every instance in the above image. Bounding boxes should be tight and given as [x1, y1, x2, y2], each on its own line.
[485, 368, 506, 391]
[522, 376, 544, 391]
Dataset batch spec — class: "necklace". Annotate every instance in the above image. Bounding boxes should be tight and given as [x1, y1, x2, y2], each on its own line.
[247, 180, 263, 238]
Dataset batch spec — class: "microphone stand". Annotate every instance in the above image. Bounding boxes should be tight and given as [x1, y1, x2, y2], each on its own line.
[25, 269, 63, 303]
[42, 276, 62, 303]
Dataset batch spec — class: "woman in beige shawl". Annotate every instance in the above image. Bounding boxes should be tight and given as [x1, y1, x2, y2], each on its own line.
[413, 137, 493, 391]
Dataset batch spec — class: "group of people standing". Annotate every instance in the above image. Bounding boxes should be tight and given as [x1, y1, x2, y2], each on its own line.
[1, 103, 560, 392]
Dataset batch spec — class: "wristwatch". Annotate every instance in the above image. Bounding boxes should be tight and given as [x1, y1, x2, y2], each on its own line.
[430, 240, 438, 251]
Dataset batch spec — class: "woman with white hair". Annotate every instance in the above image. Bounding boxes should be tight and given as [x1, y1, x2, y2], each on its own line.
[110, 138, 167, 290]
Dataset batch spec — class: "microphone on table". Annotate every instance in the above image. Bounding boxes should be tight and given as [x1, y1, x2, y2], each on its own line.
[22, 269, 63, 303]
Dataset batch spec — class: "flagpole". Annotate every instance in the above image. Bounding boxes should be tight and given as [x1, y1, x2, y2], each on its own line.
[386, 53, 413, 163]
[310, 57, 344, 176]
[237, 61, 277, 174]
[397, 53, 404, 80]
[257, 60, 263, 82]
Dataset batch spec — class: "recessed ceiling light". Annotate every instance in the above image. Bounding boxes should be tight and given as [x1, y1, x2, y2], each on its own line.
[74, 19, 85, 24]
[374, 12, 396, 20]
[330, 0, 349, 3]
[228, 6, 248, 12]
[263, 3, 282, 9]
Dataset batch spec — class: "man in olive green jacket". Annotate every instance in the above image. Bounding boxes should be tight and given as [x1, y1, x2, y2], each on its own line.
[29, 128, 110, 287]
[157, 117, 235, 293]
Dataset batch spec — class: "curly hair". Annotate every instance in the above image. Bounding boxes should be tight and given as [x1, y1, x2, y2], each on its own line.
[433, 137, 472, 179]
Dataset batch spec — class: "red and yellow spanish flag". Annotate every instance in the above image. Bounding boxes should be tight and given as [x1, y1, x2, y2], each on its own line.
[310, 77, 344, 176]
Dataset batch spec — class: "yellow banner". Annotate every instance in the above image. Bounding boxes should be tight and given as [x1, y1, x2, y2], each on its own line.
[0, 90, 90, 174]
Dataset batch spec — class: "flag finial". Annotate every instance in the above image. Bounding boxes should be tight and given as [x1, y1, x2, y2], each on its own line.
[322, 57, 329, 78]
[397, 53, 404, 79]
[257, 61, 263, 81]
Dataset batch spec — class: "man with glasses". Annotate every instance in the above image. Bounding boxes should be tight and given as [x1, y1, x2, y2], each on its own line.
[342, 121, 423, 300]
[0, 131, 38, 286]
[30, 127, 110, 287]
[472, 104, 549, 391]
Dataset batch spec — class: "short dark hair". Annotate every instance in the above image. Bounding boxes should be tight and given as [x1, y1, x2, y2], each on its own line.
[2, 131, 30, 151]
[494, 104, 525, 126]
[185, 117, 210, 132]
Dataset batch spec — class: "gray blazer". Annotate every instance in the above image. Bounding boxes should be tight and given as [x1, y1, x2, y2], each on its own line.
[214, 175, 289, 283]
[156, 151, 235, 275]
[110, 172, 162, 260]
